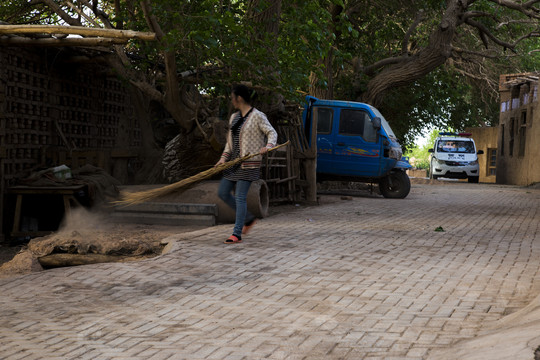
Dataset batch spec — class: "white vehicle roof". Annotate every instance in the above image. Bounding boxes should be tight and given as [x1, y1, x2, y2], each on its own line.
[437, 136, 474, 141]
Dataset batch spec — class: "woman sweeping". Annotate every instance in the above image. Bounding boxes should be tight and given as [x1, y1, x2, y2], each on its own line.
[216, 85, 278, 244]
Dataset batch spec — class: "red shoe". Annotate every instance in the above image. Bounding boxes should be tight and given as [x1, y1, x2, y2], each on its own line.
[242, 219, 258, 235]
[224, 235, 242, 244]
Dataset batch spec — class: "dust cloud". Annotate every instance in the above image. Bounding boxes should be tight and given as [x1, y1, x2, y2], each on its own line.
[57, 207, 114, 233]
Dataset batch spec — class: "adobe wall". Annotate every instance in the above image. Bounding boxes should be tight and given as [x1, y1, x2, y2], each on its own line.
[0, 47, 147, 240]
[0, 47, 142, 185]
[497, 74, 540, 186]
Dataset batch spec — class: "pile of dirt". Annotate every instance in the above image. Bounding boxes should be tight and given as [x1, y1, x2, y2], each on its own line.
[0, 250, 43, 278]
[0, 208, 201, 279]
[0, 198, 309, 279]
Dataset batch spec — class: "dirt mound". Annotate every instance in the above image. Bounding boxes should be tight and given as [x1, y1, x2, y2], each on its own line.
[0, 208, 184, 278]
[0, 250, 43, 279]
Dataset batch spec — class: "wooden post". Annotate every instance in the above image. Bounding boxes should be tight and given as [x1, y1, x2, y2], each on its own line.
[304, 108, 318, 204]
[11, 194, 22, 236]
[0, 154, 4, 243]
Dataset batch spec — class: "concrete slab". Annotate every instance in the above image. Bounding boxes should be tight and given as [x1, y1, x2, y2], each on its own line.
[112, 202, 218, 226]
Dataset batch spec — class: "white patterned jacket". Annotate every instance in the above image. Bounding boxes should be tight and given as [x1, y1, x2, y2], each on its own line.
[220, 108, 278, 169]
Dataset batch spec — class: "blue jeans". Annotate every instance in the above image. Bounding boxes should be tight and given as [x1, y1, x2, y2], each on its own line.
[218, 178, 255, 237]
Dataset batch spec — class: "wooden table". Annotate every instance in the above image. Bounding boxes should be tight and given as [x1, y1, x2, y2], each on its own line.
[7, 185, 85, 238]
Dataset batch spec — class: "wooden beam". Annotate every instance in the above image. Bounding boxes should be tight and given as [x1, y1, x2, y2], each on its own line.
[0, 25, 156, 41]
[38, 253, 131, 268]
[0, 36, 129, 47]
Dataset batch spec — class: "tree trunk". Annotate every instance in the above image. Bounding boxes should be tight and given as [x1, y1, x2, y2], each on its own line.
[129, 87, 167, 184]
[247, 0, 282, 82]
[309, 52, 334, 99]
[360, 0, 464, 107]
[309, 4, 342, 99]
[140, 0, 195, 132]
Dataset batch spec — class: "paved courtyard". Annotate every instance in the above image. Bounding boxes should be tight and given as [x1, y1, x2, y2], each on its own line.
[0, 182, 539, 360]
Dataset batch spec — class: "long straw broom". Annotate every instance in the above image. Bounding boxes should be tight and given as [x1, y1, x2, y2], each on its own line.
[114, 141, 290, 206]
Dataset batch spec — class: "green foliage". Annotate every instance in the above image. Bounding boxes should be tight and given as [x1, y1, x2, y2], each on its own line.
[332, 0, 538, 144]
[2, 0, 540, 144]
[373, 66, 499, 149]
[0, 1, 60, 24]
[405, 129, 439, 169]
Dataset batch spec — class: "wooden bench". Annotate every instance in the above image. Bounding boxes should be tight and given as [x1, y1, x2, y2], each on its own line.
[7, 185, 85, 238]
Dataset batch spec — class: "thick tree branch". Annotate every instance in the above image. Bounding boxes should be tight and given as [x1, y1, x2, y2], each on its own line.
[465, 18, 522, 51]
[114, 0, 124, 29]
[452, 47, 503, 59]
[140, 0, 165, 39]
[361, 0, 467, 106]
[39, 0, 83, 26]
[140, 0, 194, 131]
[402, 10, 425, 55]
[129, 80, 164, 102]
[462, 10, 498, 21]
[486, 0, 540, 18]
[78, 0, 111, 25]
[64, 1, 101, 27]
[360, 55, 411, 75]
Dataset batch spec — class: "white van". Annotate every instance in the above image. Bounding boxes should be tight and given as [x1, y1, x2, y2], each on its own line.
[428, 132, 484, 183]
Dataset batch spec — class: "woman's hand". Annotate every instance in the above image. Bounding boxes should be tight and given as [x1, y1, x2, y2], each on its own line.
[259, 146, 270, 155]
[215, 158, 226, 167]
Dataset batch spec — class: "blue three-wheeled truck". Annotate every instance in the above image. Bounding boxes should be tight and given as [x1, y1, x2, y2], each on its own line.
[302, 96, 411, 198]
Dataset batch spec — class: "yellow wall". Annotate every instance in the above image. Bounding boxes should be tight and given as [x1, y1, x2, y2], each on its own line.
[465, 127, 498, 183]
[497, 74, 540, 186]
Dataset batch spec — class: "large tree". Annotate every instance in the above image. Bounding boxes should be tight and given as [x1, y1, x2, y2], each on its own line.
[2, 0, 540, 155]
[325, 0, 540, 145]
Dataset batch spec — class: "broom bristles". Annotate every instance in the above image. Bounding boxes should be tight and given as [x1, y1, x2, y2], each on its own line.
[114, 141, 290, 206]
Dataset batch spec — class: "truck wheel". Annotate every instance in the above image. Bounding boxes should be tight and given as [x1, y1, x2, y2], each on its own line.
[379, 171, 411, 199]
[468, 176, 479, 183]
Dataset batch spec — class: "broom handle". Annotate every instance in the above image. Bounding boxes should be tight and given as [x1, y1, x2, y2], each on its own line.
[229, 140, 290, 163]
[269, 140, 290, 151]
[115, 141, 292, 206]
[255, 140, 290, 157]
[196, 141, 291, 169]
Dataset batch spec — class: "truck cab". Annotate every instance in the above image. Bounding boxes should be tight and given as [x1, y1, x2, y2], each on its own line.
[302, 96, 411, 198]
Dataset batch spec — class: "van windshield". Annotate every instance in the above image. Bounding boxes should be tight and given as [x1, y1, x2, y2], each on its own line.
[370, 107, 396, 138]
[437, 140, 475, 153]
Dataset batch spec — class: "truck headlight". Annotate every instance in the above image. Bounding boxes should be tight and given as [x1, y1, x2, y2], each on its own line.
[389, 147, 402, 160]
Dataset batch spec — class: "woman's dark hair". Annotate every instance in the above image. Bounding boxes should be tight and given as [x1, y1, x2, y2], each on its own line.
[232, 84, 257, 104]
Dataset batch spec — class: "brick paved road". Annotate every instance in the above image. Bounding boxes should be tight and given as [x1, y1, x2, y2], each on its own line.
[1, 182, 539, 360]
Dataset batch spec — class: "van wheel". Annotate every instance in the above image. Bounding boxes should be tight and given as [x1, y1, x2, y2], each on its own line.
[429, 160, 437, 180]
[468, 176, 479, 183]
[379, 171, 411, 198]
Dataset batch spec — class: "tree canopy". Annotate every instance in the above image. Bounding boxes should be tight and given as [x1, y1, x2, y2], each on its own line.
[2, 0, 540, 147]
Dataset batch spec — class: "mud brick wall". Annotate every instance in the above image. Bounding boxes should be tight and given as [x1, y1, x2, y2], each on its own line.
[0, 47, 142, 184]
